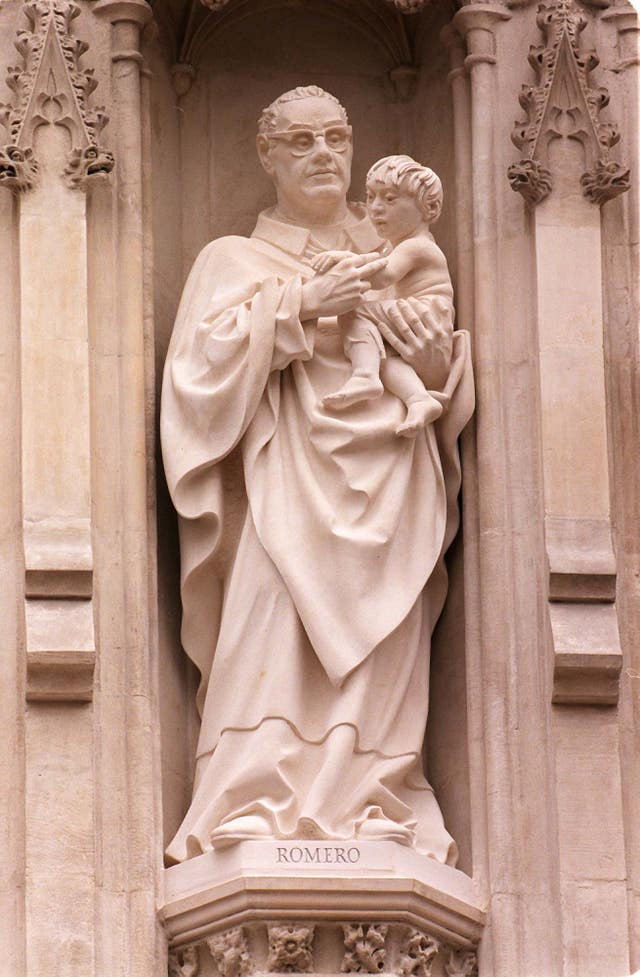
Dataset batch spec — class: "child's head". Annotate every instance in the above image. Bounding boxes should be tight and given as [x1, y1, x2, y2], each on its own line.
[366, 155, 443, 226]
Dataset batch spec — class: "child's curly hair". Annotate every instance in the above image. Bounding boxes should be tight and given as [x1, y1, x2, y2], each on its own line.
[366, 155, 443, 224]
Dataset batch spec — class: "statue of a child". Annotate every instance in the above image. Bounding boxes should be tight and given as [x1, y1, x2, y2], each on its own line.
[312, 155, 454, 437]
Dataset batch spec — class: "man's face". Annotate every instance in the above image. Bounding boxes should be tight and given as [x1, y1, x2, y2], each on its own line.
[258, 96, 352, 215]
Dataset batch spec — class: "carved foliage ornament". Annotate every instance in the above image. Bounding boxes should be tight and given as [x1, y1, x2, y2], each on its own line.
[443, 947, 479, 977]
[341, 923, 388, 973]
[206, 926, 252, 977]
[267, 924, 315, 973]
[169, 946, 200, 977]
[508, 0, 630, 205]
[0, 0, 114, 192]
[168, 927, 479, 977]
[400, 929, 441, 977]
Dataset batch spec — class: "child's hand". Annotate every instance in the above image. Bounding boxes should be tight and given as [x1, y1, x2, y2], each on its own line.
[310, 250, 353, 275]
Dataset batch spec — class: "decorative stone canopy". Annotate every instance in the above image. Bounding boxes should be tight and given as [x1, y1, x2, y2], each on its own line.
[151, 0, 439, 101]
[508, 0, 630, 205]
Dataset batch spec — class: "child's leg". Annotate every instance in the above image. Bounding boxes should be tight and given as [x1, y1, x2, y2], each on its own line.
[381, 355, 443, 437]
[323, 313, 384, 409]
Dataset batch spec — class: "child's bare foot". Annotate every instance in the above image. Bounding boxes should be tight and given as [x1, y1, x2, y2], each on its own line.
[323, 375, 384, 410]
[396, 396, 443, 438]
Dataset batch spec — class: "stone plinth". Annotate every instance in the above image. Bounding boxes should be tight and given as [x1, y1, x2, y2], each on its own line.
[161, 842, 484, 976]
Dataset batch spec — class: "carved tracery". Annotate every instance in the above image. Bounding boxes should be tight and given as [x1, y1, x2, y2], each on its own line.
[508, 0, 630, 205]
[0, 0, 114, 192]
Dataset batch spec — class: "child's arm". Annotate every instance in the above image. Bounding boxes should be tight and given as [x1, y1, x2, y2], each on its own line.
[366, 239, 423, 289]
[310, 250, 355, 275]
[310, 250, 383, 275]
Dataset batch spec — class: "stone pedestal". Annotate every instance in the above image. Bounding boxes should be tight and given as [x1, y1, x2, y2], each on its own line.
[162, 843, 484, 977]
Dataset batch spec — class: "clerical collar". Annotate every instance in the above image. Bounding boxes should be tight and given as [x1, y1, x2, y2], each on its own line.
[252, 204, 382, 257]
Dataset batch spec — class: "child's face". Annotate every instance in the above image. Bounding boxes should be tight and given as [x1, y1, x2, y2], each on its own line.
[365, 179, 424, 243]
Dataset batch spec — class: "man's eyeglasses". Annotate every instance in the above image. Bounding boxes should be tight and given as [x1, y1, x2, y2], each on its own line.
[266, 125, 352, 157]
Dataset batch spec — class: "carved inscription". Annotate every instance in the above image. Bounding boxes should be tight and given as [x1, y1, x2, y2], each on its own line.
[276, 844, 361, 865]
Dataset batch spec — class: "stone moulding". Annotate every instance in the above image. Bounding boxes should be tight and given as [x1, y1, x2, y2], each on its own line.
[0, 0, 114, 192]
[508, 0, 630, 205]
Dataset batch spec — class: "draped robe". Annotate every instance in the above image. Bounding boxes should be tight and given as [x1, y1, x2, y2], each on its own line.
[161, 206, 474, 864]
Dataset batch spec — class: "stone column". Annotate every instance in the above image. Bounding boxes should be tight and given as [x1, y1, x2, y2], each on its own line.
[90, 2, 165, 976]
[0, 179, 26, 977]
[600, 4, 640, 967]
[441, 24, 474, 334]
[505, 1, 631, 972]
[452, 5, 566, 976]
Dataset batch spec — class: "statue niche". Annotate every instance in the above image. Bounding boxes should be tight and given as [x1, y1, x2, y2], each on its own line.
[160, 84, 474, 862]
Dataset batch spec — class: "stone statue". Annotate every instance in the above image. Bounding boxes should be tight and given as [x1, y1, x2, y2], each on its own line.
[160, 85, 474, 864]
[312, 154, 453, 437]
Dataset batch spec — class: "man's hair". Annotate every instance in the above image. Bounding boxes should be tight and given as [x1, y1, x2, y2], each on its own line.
[366, 155, 443, 223]
[258, 86, 349, 135]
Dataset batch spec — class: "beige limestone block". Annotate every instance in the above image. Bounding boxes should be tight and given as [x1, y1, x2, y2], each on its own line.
[535, 216, 609, 522]
[554, 709, 626, 883]
[25, 705, 95, 976]
[20, 128, 91, 527]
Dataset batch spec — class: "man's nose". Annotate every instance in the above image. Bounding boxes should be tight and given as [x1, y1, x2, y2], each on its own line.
[309, 136, 333, 159]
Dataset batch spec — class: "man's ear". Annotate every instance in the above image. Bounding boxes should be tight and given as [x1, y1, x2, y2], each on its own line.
[256, 134, 274, 176]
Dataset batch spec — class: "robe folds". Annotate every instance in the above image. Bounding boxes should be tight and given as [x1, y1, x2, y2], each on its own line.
[161, 208, 475, 865]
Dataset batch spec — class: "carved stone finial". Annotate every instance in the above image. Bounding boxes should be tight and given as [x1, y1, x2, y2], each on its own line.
[443, 947, 478, 977]
[581, 156, 631, 203]
[206, 927, 252, 977]
[399, 928, 441, 977]
[0, 143, 39, 192]
[507, 156, 553, 202]
[169, 945, 200, 977]
[267, 923, 315, 973]
[508, 0, 630, 206]
[341, 923, 388, 973]
[0, 0, 115, 192]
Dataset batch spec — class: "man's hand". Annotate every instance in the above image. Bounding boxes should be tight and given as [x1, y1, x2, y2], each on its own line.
[300, 255, 387, 320]
[376, 298, 453, 390]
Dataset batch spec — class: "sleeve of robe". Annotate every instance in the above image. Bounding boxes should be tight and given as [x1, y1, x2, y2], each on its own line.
[160, 238, 315, 711]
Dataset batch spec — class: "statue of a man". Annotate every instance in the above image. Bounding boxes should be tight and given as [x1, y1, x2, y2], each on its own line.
[161, 86, 474, 864]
